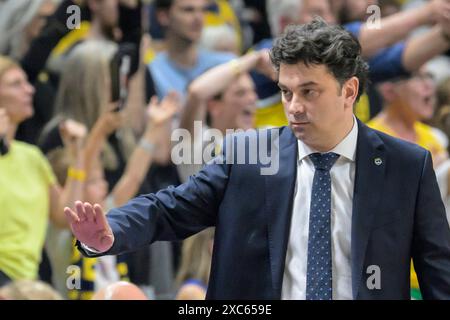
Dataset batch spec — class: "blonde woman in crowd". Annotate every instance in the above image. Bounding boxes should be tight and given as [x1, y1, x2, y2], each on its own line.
[0, 55, 84, 287]
[39, 40, 138, 182]
[46, 92, 179, 299]
[38, 39, 179, 299]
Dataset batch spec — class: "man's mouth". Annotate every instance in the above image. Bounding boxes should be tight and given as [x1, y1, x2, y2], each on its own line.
[291, 121, 309, 125]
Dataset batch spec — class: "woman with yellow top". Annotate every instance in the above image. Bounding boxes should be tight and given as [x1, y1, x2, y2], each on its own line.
[367, 68, 448, 299]
[0, 55, 84, 286]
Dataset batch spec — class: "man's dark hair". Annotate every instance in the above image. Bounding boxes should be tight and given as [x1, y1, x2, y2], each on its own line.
[270, 17, 369, 102]
[154, 0, 173, 10]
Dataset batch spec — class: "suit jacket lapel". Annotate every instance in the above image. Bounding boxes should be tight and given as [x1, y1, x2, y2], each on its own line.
[264, 127, 297, 299]
[351, 120, 386, 299]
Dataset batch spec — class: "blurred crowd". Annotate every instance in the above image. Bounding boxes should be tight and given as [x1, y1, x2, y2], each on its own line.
[0, 0, 449, 300]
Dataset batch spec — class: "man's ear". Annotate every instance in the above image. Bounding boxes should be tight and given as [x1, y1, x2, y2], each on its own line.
[156, 9, 170, 28]
[343, 76, 359, 109]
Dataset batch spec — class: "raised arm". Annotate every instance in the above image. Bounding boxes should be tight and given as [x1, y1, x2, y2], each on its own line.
[358, 0, 450, 58]
[49, 119, 87, 229]
[82, 107, 123, 176]
[179, 50, 273, 135]
[65, 152, 231, 255]
[402, 24, 450, 72]
[111, 92, 180, 206]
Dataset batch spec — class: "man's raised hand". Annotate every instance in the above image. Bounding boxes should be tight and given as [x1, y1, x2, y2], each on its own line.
[64, 201, 114, 253]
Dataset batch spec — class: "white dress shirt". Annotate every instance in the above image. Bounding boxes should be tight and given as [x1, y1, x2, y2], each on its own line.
[281, 117, 358, 300]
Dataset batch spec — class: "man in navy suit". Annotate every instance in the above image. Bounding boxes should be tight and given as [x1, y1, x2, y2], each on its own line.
[65, 18, 450, 299]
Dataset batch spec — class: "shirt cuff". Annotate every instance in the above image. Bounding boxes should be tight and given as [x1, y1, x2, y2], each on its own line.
[80, 243, 102, 256]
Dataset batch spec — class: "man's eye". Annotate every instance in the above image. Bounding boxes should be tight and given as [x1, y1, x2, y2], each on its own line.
[303, 89, 318, 99]
[281, 90, 292, 99]
[182, 6, 195, 13]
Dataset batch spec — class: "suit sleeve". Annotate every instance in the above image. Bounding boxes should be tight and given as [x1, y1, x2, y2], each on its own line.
[412, 150, 450, 299]
[78, 155, 231, 257]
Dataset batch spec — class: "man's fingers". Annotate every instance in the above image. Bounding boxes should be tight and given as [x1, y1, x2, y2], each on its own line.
[75, 201, 87, 221]
[93, 204, 109, 228]
[84, 202, 96, 223]
[64, 207, 80, 224]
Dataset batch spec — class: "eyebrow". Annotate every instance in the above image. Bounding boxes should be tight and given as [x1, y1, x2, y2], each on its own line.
[277, 81, 319, 90]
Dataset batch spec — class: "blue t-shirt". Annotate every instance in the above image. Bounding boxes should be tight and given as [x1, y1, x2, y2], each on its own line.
[149, 50, 235, 100]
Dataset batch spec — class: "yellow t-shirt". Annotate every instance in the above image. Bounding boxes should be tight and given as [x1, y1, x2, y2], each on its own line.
[0, 141, 56, 280]
[367, 117, 446, 158]
[367, 117, 445, 291]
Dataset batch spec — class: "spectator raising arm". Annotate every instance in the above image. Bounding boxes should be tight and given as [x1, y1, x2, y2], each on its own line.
[49, 119, 87, 229]
[402, 24, 450, 73]
[180, 49, 273, 135]
[358, 0, 450, 58]
[82, 94, 180, 207]
[111, 92, 180, 206]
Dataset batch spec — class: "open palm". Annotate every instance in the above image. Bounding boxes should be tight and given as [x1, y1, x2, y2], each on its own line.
[146, 91, 180, 126]
[64, 201, 114, 253]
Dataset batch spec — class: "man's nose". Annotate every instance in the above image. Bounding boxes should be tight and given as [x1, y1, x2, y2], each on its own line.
[287, 95, 306, 115]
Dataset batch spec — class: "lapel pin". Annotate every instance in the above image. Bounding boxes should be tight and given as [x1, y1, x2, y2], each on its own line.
[374, 157, 383, 166]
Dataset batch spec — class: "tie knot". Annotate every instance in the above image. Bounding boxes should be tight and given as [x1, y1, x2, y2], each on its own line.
[309, 152, 339, 171]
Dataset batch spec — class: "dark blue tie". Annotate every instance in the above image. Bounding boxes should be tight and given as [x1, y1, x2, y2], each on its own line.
[306, 152, 340, 300]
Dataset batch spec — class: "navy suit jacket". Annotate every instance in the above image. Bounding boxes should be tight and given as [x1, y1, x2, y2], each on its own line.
[80, 120, 450, 299]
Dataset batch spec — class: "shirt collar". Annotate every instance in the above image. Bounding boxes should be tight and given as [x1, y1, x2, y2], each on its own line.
[297, 116, 358, 162]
